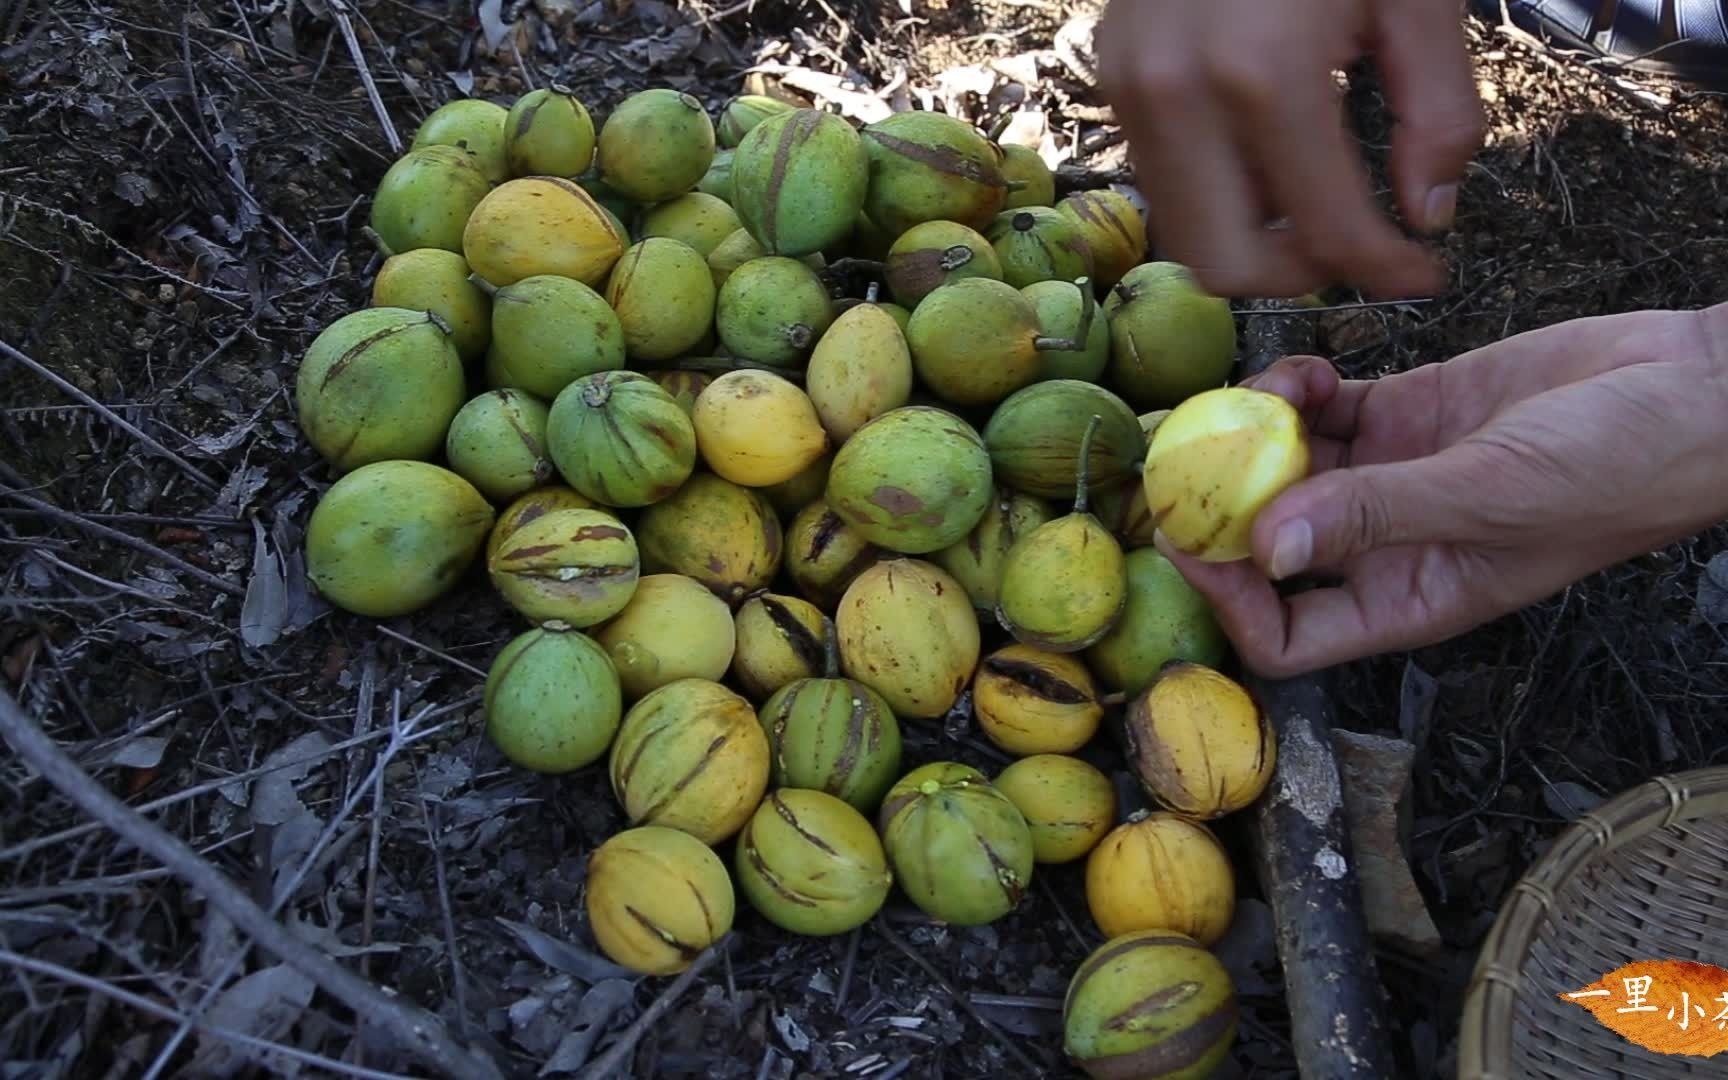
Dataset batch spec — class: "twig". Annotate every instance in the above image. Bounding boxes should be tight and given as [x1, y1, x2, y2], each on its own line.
[373, 623, 490, 678]
[0, 339, 221, 493]
[835, 925, 861, 1011]
[578, 940, 728, 1079]
[413, 742, 471, 1039]
[0, 947, 418, 1080]
[1, 487, 240, 596]
[330, 0, 402, 155]
[0, 686, 502, 1079]
[871, 918, 1046, 1075]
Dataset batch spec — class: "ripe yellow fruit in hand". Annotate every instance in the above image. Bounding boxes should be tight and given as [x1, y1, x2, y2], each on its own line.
[1141, 386, 1310, 562]
[692, 369, 829, 486]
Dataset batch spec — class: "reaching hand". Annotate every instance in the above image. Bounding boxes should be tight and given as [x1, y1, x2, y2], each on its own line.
[1094, 0, 1486, 300]
[1155, 304, 1728, 678]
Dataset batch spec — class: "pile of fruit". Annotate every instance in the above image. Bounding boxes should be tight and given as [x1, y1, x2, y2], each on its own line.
[296, 83, 1311, 1079]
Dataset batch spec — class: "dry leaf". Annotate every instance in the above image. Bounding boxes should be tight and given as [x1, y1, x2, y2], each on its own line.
[1561, 960, 1728, 1059]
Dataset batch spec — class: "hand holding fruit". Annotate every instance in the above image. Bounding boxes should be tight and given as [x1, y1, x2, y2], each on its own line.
[1093, 0, 1485, 299]
[1156, 304, 1728, 677]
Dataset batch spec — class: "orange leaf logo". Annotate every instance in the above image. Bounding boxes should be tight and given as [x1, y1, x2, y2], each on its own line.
[1559, 959, 1728, 1058]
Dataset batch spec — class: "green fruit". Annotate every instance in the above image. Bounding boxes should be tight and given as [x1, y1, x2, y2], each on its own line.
[546, 371, 697, 508]
[836, 559, 980, 719]
[1063, 931, 1239, 1080]
[485, 273, 626, 400]
[1023, 279, 1110, 382]
[986, 207, 1094, 289]
[759, 449, 831, 519]
[1000, 144, 1055, 208]
[877, 761, 1034, 925]
[294, 307, 466, 473]
[463, 177, 627, 289]
[736, 789, 893, 935]
[706, 229, 826, 291]
[826, 406, 993, 554]
[649, 370, 713, 417]
[444, 388, 555, 502]
[486, 485, 604, 565]
[597, 88, 716, 203]
[806, 300, 914, 443]
[732, 593, 827, 702]
[696, 148, 734, 200]
[370, 248, 491, 362]
[982, 380, 1144, 498]
[640, 193, 741, 257]
[930, 486, 1054, 613]
[758, 630, 902, 812]
[368, 145, 490, 256]
[1085, 549, 1229, 695]
[604, 238, 717, 362]
[484, 625, 622, 772]
[1105, 262, 1239, 409]
[715, 256, 835, 366]
[1056, 189, 1146, 290]
[994, 754, 1116, 863]
[577, 173, 641, 233]
[731, 108, 869, 257]
[305, 460, 494, 617]
[411, 98, 509, 182]
[862, 111, 1007, 235]
[996, 416, 1129, 651]
[503, 85, 596, 178]
[595, 573, 736, 700]
[884, 220, 1003, 308]
[907, 277, 1092, 407]
[718, 93, 796, 148]
[636, 472, 783, 605]
[488, 508, 641, 626]
[879, 302, 912, 334]
[784, 498, 883, 609]
[609, 678, 770, 844]
[845, 209, 896, 261]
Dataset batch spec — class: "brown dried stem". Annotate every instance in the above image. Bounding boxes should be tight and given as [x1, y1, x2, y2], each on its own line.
[579, 939, 729, 1078]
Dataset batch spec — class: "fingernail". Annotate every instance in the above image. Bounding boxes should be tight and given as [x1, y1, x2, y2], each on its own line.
[1424, 184, 1458, 233]
[1269, 519, 1313, 580]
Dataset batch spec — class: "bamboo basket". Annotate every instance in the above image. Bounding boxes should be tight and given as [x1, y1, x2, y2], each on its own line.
[1458, 767, 1728, 1077]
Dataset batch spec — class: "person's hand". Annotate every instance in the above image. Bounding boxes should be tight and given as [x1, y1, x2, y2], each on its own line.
[1155, 304, 1728, 678]
[1094, 0, 1486, 300]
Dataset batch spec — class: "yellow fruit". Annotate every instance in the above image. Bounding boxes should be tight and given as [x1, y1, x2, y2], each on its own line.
[370, 248, 491, 362]
[486, 485, 603, 564]
[994, 754, 1116, 863]
[640, 192, 741, 257]
[603, 237, 717, 363]
[732, 593, 826, 701]
[462, 177, 626, 289]
[692, 370, 829, 487]
[1085, 812, 1235, 945]
[1055, 189, 1145, 289]
[636, 472, 783, 605]
[608, 678, 770, 844]
[835, 559, 979, 719]
[1125, 662, 1275, 818]
[805, 298, 914, 443]
[594, 574, 737, 700]
[999, 144, 1055, 209]
[1141, 386, 1310, 562]
[586, 826, 734, 975]
[972, 644, 1102, 755]
[735, 789, 892, 935]
[487, 508, 640, 627]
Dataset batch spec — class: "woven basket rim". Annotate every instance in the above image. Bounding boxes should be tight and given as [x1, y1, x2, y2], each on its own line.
[1455, 765, 1728, 1079]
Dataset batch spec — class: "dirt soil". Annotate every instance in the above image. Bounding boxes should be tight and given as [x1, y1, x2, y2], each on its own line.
[3, 0, 1728, 1077]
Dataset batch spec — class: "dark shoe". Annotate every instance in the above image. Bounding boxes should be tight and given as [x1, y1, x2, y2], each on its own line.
[1469, 0, 1728, 88]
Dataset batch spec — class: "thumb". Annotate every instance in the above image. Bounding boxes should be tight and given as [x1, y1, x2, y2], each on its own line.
[1375, 0, 1486, 234]
[1249, 449, 1486, 578]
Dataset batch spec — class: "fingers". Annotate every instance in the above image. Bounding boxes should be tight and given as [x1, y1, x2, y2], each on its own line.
[1225, 37, 1445, 299]
[1376, 0, 1487, 234]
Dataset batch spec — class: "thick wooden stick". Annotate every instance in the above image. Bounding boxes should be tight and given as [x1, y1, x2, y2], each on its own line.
[1238, 298, 1399, 1077]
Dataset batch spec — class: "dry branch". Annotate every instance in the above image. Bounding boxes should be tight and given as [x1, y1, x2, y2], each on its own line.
[1, 487, 242, 596]
[0, 685, 505, 1080]
[579, 940, 727, 1079]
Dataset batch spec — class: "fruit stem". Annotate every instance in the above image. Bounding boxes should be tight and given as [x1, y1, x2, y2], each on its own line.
[550, 83, 575, 97]
[1032, 275, 1095, 353]
[820, 615, 840, 679]
[1100, 691, 1127, 708]
[986, 112, 1013, 142]
[466, 272, 500, 298]
[424, 310, 453, 337]
[1074, 413, 1102, 514]
[360, 226, 394, 259]
[675, 357, 806, 382]
[1004, 179, 1029, 193]
[864, 281, 881, 305]
[938, 244, 974, 271]
[1012, 212, 1036, 233]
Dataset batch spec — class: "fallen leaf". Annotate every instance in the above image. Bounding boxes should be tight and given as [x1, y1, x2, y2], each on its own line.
[241, 518, 286, 648]
[497, 917, 635, 984]
[1542, 779, 1605, 820]
[189, 964, 316, 1077]
[1695, 552, 1728, 626]
[539, 979, 635, 1074]
[1398, 657, 1440, 750]
[94, 736, 170, 770]
[250, 731, 334, 827]
[1331, 729, 1442, 954]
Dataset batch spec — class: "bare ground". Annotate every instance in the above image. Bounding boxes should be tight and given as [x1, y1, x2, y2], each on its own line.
[3, 0, 1728, 1077]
